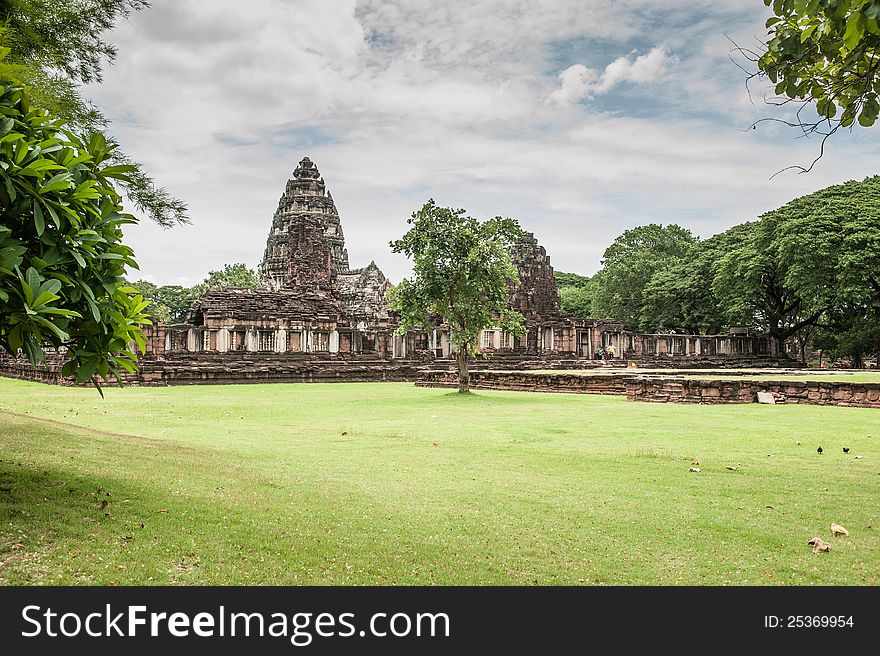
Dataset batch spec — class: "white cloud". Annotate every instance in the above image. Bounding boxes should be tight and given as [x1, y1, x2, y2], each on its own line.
[83, 0, 880, 286]
[549, 47, 676, 104]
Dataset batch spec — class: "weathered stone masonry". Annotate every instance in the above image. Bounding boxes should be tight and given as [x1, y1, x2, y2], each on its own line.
[0, 156, 792, 386]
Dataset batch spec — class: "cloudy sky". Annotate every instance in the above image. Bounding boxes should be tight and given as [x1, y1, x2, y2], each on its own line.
[87, 0, 880, 286]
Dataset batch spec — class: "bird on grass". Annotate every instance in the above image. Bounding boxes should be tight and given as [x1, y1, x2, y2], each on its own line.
[817, 446, 823, 455]
[843, 447, 850, 453]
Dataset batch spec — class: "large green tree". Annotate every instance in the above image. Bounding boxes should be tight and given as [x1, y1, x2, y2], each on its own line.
[555, 271, 595, 318]
[131, 264, 260, 325]
[191, 263, 258, 297]
[713, 177, 880, 361]
[641, 224, 753, 334]
[754, 0, 880, 170]
[389, 200, 526, 393]
[0, 0, 187, 226]
[591, 223, 696, 331]
[772, 176, 880, 363]
[0, 65, 149, 388]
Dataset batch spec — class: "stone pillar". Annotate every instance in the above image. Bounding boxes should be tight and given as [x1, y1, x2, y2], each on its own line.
[392, 334, 406, 358]
[187, 329, 198, 352]
[493, 330, 501, 349]
[246, 329, 257, 352]
[276, 328, 287, 353]
[329, 330, 339, 353]
[305, 330, 312, 353]
[217, 328, 229, 352]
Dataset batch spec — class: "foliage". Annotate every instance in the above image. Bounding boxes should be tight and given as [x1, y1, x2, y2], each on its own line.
[191, 262, 258, 297]
[712, 176, 880, 361]
[772, 176, 880, 363]
[754, 0, 880, 171]
[128, 279, 168, 323]
[130, 264, 259, 325]
[591, 223, 696, 331]
[555, 271, 595, 318]
[0, 69, 149, 388]
[641, 225, 753, 335]
[0, 1, 187, 226]
[389, 200, 526, 392]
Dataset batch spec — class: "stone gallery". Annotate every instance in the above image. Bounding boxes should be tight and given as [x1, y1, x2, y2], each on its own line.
[0, 157, 782, 386]
[146, 157, 771, 367]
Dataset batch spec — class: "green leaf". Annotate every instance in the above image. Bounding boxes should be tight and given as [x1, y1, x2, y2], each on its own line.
[34, 201, 44, 236]
[18, 158, 64, 176]
[844, 12, 865, 50]
[800, 24, 818, 43]
[32, 315, 70, 342]
[38, 172, 73, 194]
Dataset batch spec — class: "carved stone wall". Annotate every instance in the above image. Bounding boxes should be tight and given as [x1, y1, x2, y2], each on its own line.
[509, 231, 562, 323]
[259, 157, 350, 291]
[338, 262, 391, 329]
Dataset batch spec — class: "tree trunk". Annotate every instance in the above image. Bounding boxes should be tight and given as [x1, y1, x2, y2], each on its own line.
[455, 350, 470, 393]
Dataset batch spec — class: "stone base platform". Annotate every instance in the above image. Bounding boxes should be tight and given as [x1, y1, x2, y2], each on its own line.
[416, 370, 880, 409]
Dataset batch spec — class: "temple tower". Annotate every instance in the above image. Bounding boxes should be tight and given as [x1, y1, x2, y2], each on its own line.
[259, 157, 351, 292]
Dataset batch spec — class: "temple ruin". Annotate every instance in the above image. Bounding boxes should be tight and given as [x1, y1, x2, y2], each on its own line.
[129, 156, 777, 384]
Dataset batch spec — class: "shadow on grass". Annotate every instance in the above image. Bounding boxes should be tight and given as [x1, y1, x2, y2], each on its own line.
[0, 457, 177, 584]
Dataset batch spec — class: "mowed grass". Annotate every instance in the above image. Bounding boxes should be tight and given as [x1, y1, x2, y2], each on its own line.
[0, 377, 878, 586]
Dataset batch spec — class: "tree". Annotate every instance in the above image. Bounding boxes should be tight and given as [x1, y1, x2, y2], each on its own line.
[592, 223, 696, 331]
[751, 0, 880, 172]
[128, 279, 170, 323]
[772, 176, 880, 364]
[555, 271, 595, 318]
[191, 263, 258, 297]
[641, 225, 753, 334]
[0, 64, 150, 389]
[389, 200, 526, 393]
[0, 0, 187, 226]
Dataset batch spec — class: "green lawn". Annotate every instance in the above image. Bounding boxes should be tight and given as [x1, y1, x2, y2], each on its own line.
[1, 377, 878, 585]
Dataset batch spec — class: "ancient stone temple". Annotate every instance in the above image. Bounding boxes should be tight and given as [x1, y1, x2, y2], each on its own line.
[105, 156, 781, 384]
[180, 157, 394, 357]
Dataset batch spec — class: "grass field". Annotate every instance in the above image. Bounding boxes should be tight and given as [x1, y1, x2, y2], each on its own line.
[1, 377, 878, 585]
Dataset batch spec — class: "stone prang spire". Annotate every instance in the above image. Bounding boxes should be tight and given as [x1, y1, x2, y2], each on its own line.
[259, 157, 351, 293]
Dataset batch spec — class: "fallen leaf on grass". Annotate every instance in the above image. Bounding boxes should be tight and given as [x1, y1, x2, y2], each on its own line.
[830, 523, 849, 537]
[725, 465, 740, 471]
[808, 537, 831, 553]
[688, 467, 701, 473]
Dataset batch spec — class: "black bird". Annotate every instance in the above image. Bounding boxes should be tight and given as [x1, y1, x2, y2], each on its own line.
[817, 446, 823, 455]
[843, 447, 850, 453]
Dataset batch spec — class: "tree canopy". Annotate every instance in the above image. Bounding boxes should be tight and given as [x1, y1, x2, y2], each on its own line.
[191, 263, 258, 297]
[131, 263, 259, 324]
[754, 0, 880, 170]
[0, 0, 187, 226]
[389, 200, 525, 392]
[0, 64, 149, 389]
[591, 223, 697, 331]
[555, 271, 595, 318]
